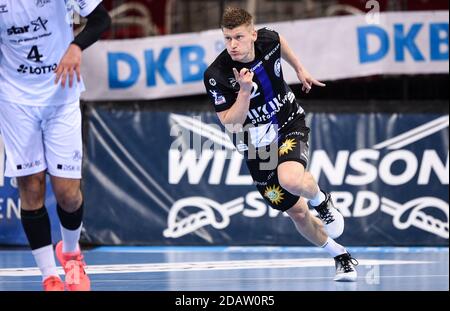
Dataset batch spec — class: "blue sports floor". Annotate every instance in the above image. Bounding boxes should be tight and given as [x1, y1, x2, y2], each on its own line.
[0, 246, 448, 291]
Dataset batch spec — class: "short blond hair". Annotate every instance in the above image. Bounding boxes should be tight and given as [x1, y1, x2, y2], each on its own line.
[221, 7, 253, 29]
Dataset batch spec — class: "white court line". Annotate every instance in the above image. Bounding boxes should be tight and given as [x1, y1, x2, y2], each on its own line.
[0, 274, 448, 284]
[81, 274, 450, 282]
[0, 258, 434, 277]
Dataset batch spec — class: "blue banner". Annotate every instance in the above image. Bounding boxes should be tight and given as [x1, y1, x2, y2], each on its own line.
[81, 108, 449, 246]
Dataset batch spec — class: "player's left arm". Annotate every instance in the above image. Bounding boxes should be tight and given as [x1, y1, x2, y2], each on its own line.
[279, 35, 325, 93]
[55, 3, 111, 88]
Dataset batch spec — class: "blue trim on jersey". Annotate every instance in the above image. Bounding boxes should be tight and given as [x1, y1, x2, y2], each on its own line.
[252, 64, 278, 125]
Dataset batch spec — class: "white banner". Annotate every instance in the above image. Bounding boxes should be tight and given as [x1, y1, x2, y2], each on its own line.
[81, 11, 449, 101]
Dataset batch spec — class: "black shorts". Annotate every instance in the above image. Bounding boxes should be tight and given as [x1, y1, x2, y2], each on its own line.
[245, 117, 310, 212]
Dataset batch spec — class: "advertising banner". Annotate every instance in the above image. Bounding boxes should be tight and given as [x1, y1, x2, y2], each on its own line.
[81, 11, 449, 101]
[81, 107, 449, 246]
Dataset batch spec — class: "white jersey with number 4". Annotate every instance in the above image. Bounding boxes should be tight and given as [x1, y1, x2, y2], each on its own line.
[0, 0, 102, 106]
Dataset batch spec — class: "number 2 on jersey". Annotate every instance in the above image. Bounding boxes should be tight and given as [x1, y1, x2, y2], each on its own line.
[250, 82, 260, 99]
[27, 46, 43, 63]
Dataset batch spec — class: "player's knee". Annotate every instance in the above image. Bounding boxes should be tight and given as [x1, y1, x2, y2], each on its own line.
[55, 190, 82, 213]
[17, 173, 46, 191]
[17, 174, 46, 210]
[278, 171, 302, 194]
[287, 205, 308, 223]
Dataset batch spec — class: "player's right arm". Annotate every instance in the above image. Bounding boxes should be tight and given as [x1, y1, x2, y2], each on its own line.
[217, 68, 253, 131]
[204, 67, 254, 133]
[55, 2, 111, 88]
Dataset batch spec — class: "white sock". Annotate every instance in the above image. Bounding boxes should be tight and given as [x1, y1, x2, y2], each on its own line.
[60, 224, 82, 253]
[321, 237, 347, 257]
[309, 189, 326, 207]
[31, 245, 59, 280]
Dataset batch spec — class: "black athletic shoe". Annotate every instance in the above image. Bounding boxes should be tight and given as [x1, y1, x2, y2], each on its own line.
[334, 252, 359, 282]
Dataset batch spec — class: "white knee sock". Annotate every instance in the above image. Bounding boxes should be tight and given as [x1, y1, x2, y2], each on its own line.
[32, 245, 59, 280]
[321, 237, 347, 257]
[60, 224, 81, 253]
[309, 189, 326, 207]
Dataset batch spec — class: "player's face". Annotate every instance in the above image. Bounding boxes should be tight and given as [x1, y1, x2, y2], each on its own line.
[222, 24, 257, 63]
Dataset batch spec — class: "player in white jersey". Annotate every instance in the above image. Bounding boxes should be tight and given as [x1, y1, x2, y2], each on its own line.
[0, 0, 111, 291]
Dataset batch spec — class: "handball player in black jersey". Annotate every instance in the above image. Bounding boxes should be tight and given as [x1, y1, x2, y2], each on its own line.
[204, 7, 358, 281]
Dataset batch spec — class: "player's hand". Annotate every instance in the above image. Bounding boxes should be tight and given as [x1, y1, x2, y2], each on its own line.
[233, 67, 254, 93]
[54, 44, 82, 88]
[297, 68, 325, 93]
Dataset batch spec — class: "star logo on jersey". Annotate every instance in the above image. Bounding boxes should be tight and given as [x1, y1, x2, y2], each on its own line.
[31, 17, 48, 32]
[35, 0, 51, 8]
[0, 4, 8, 13]
[264, 185, 285, 206]
[7, 25, 30, 36]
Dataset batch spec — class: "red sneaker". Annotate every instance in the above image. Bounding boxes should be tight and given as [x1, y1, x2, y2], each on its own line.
[55, 241, 91, 291]
[42, 275, 65, 291]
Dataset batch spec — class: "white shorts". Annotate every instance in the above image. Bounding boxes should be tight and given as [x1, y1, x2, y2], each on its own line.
[0, 100, 83, 179]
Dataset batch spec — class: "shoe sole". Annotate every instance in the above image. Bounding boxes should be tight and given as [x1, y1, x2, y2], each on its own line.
[334, 272, 357, 282]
